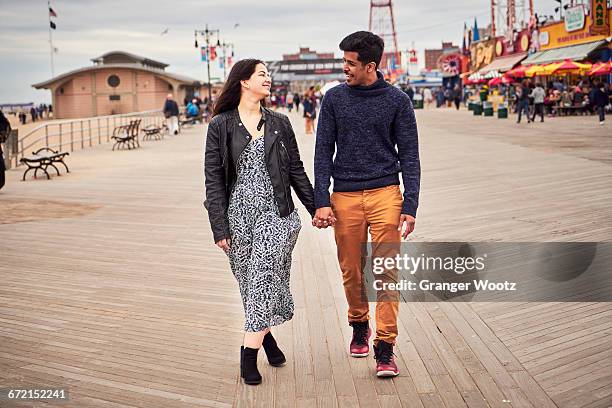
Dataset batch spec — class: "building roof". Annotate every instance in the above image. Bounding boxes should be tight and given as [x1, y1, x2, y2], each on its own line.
[32, 64, 201, 89]
[521, 40, 608, 65]
[478, 53, 527, 73]
[91, 51, 168, 69]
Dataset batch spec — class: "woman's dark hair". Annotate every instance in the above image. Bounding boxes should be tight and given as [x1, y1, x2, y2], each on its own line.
[213, 58, 265, 117]
[339, 31, 384, 68]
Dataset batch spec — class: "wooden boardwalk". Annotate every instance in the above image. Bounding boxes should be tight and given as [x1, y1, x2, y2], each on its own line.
[0, 109, 610, 408]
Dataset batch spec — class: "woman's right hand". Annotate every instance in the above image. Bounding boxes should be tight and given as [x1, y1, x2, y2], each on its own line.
[216, 238, 231, 252]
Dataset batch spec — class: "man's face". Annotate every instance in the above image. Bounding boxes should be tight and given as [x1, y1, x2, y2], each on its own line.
[343, 51, 375, 86]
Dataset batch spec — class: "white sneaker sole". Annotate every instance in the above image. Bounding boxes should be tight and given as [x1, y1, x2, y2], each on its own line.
[377, 370, 400, 377]
[350, 352, 369, 358]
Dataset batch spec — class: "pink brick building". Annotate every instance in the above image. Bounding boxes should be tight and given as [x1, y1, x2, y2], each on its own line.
[33, 51, 209, 119]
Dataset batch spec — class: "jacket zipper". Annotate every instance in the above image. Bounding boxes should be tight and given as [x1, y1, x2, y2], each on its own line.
[277, 140, 290, 212]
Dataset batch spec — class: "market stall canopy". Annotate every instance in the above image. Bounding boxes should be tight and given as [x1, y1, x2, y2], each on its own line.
[549, 59, 592, 74]
[506, 64, 532, 78]
[521, 40, 608, 65]
[588, 61, 612, 76]
[478, 53, 527, 74]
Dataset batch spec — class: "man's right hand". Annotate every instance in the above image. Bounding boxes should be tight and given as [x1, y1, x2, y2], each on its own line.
[313, 207, 336, 228]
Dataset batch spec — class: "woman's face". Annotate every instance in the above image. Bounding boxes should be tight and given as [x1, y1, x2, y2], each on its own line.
[242, 63, 271, 99]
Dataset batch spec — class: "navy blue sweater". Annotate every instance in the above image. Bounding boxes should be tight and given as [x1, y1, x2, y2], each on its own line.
[314, 71, 421, 217]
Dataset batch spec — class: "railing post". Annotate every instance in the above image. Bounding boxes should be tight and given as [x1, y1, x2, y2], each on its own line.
[70, 122, 74, 152]
[45, 125, 49, 147]
[106, 117, 110, 141]
[88, 120, 92, 145]
[81, 121, 84, 149]
[58, 123, 62, 151]
[97, 118, 100, 145]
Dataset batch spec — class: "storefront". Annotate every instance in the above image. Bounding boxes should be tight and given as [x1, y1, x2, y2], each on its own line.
[522, 3, 611, 66]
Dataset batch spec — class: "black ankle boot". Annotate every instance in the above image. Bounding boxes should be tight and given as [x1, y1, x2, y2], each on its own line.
[262, 332, 286, 367]
[240, 346, 262, 385]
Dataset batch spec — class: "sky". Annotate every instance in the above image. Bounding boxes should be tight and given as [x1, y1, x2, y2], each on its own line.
[0, 0, 560, 104]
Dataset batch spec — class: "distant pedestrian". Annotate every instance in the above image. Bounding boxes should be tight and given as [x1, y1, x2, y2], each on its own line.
[530, 82, 545, 122]
[186, 99, 200, 120]
[0, 110, 11, 190]
[423, 88, 433, 108]
[163, 94, 180, 135]
[302, 90, 316, 134]
[405, 86, 414, 102]
[286, 92, 294, 112]
[294, 93, 300, 113]
[452, 84, 462, 110]
[592, 81, 608, 126]
[30, 106, 37, 122]
[516, 81, 531, 123]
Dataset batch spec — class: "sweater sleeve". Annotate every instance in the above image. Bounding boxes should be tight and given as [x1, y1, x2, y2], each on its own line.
[313, 93, 337, 208]
[394, 96, 421, 217]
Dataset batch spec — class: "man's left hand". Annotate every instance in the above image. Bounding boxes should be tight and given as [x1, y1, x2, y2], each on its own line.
[398, 214, 416, 239]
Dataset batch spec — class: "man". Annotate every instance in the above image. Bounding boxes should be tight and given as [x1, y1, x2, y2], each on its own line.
[163, 94, 179, 135]
[592, 81, 608, 126]
[516, 81, 531, 123]
[313, 31, 420, 378]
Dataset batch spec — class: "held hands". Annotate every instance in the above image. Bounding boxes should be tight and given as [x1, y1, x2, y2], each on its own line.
[312, 207, 336, 229]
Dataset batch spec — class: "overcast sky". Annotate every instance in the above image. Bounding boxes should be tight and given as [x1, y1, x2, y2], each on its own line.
[1, 0, 559, 104]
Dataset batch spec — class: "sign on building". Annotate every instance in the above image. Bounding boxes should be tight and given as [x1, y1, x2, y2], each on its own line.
[565, 6, 586, 32]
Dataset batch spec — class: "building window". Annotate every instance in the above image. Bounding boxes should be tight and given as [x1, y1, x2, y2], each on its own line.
[168, 84, 172, 91]
[107, 74, 120, 88]
[59, 87, 64, 94]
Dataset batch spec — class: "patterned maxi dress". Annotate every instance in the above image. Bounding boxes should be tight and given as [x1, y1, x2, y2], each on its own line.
[227, 134, 301, 332]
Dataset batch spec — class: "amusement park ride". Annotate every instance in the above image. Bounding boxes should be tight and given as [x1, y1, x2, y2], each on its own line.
[367, 0, 541, 80]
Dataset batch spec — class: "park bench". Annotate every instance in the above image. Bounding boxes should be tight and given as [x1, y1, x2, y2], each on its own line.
[556, 105, 589, 116]
[179, 117, 197, 128]
[111, 119, 141, 150]
[141, 124, 167, 141]
[19, 147, 70, 181]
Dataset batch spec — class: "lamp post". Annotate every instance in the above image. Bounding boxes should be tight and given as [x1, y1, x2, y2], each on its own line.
[194, 24, 220, 103]
[221, 41, 234, 81]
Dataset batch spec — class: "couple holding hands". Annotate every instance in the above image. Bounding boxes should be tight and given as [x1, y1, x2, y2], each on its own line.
[204, 31, 420, 385]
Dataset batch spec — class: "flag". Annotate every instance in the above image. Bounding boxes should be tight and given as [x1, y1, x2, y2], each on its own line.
[209, 46, 217, 61]
[473, 18, 480, 42]
[227, 56, 233, 66]
[201, 46, 208, 62]
[50, 21, 56, 30]
[219, 58, 224, 69]
[49, 7, 57, 17]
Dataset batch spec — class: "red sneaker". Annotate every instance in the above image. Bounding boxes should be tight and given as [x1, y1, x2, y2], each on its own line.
[373, 341, 399, 377]
[349, 321, 371, 357]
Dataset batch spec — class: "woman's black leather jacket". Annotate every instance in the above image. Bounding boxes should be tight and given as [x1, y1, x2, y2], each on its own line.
[204, 108, 315, 242]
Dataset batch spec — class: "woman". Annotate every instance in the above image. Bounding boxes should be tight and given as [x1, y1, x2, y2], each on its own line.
[204, 59, 316, 385]
[302, 90, 316, 134]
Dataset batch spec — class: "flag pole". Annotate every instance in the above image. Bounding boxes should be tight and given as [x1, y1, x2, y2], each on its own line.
[48, 0, 55, 77]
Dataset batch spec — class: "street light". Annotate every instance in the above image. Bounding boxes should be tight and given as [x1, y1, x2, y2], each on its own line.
[194, 24, 220, 103]
[221, 41, 234, 81]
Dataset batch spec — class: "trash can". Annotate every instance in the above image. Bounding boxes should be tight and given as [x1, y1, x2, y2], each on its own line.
[468, 101, 475, 111]
[479, 89, 488, 102]
[483, 101, 494, 117]
[414, 98, 424, 109]
[498, 103, 508, 119]
[473, 103, 483, 116]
